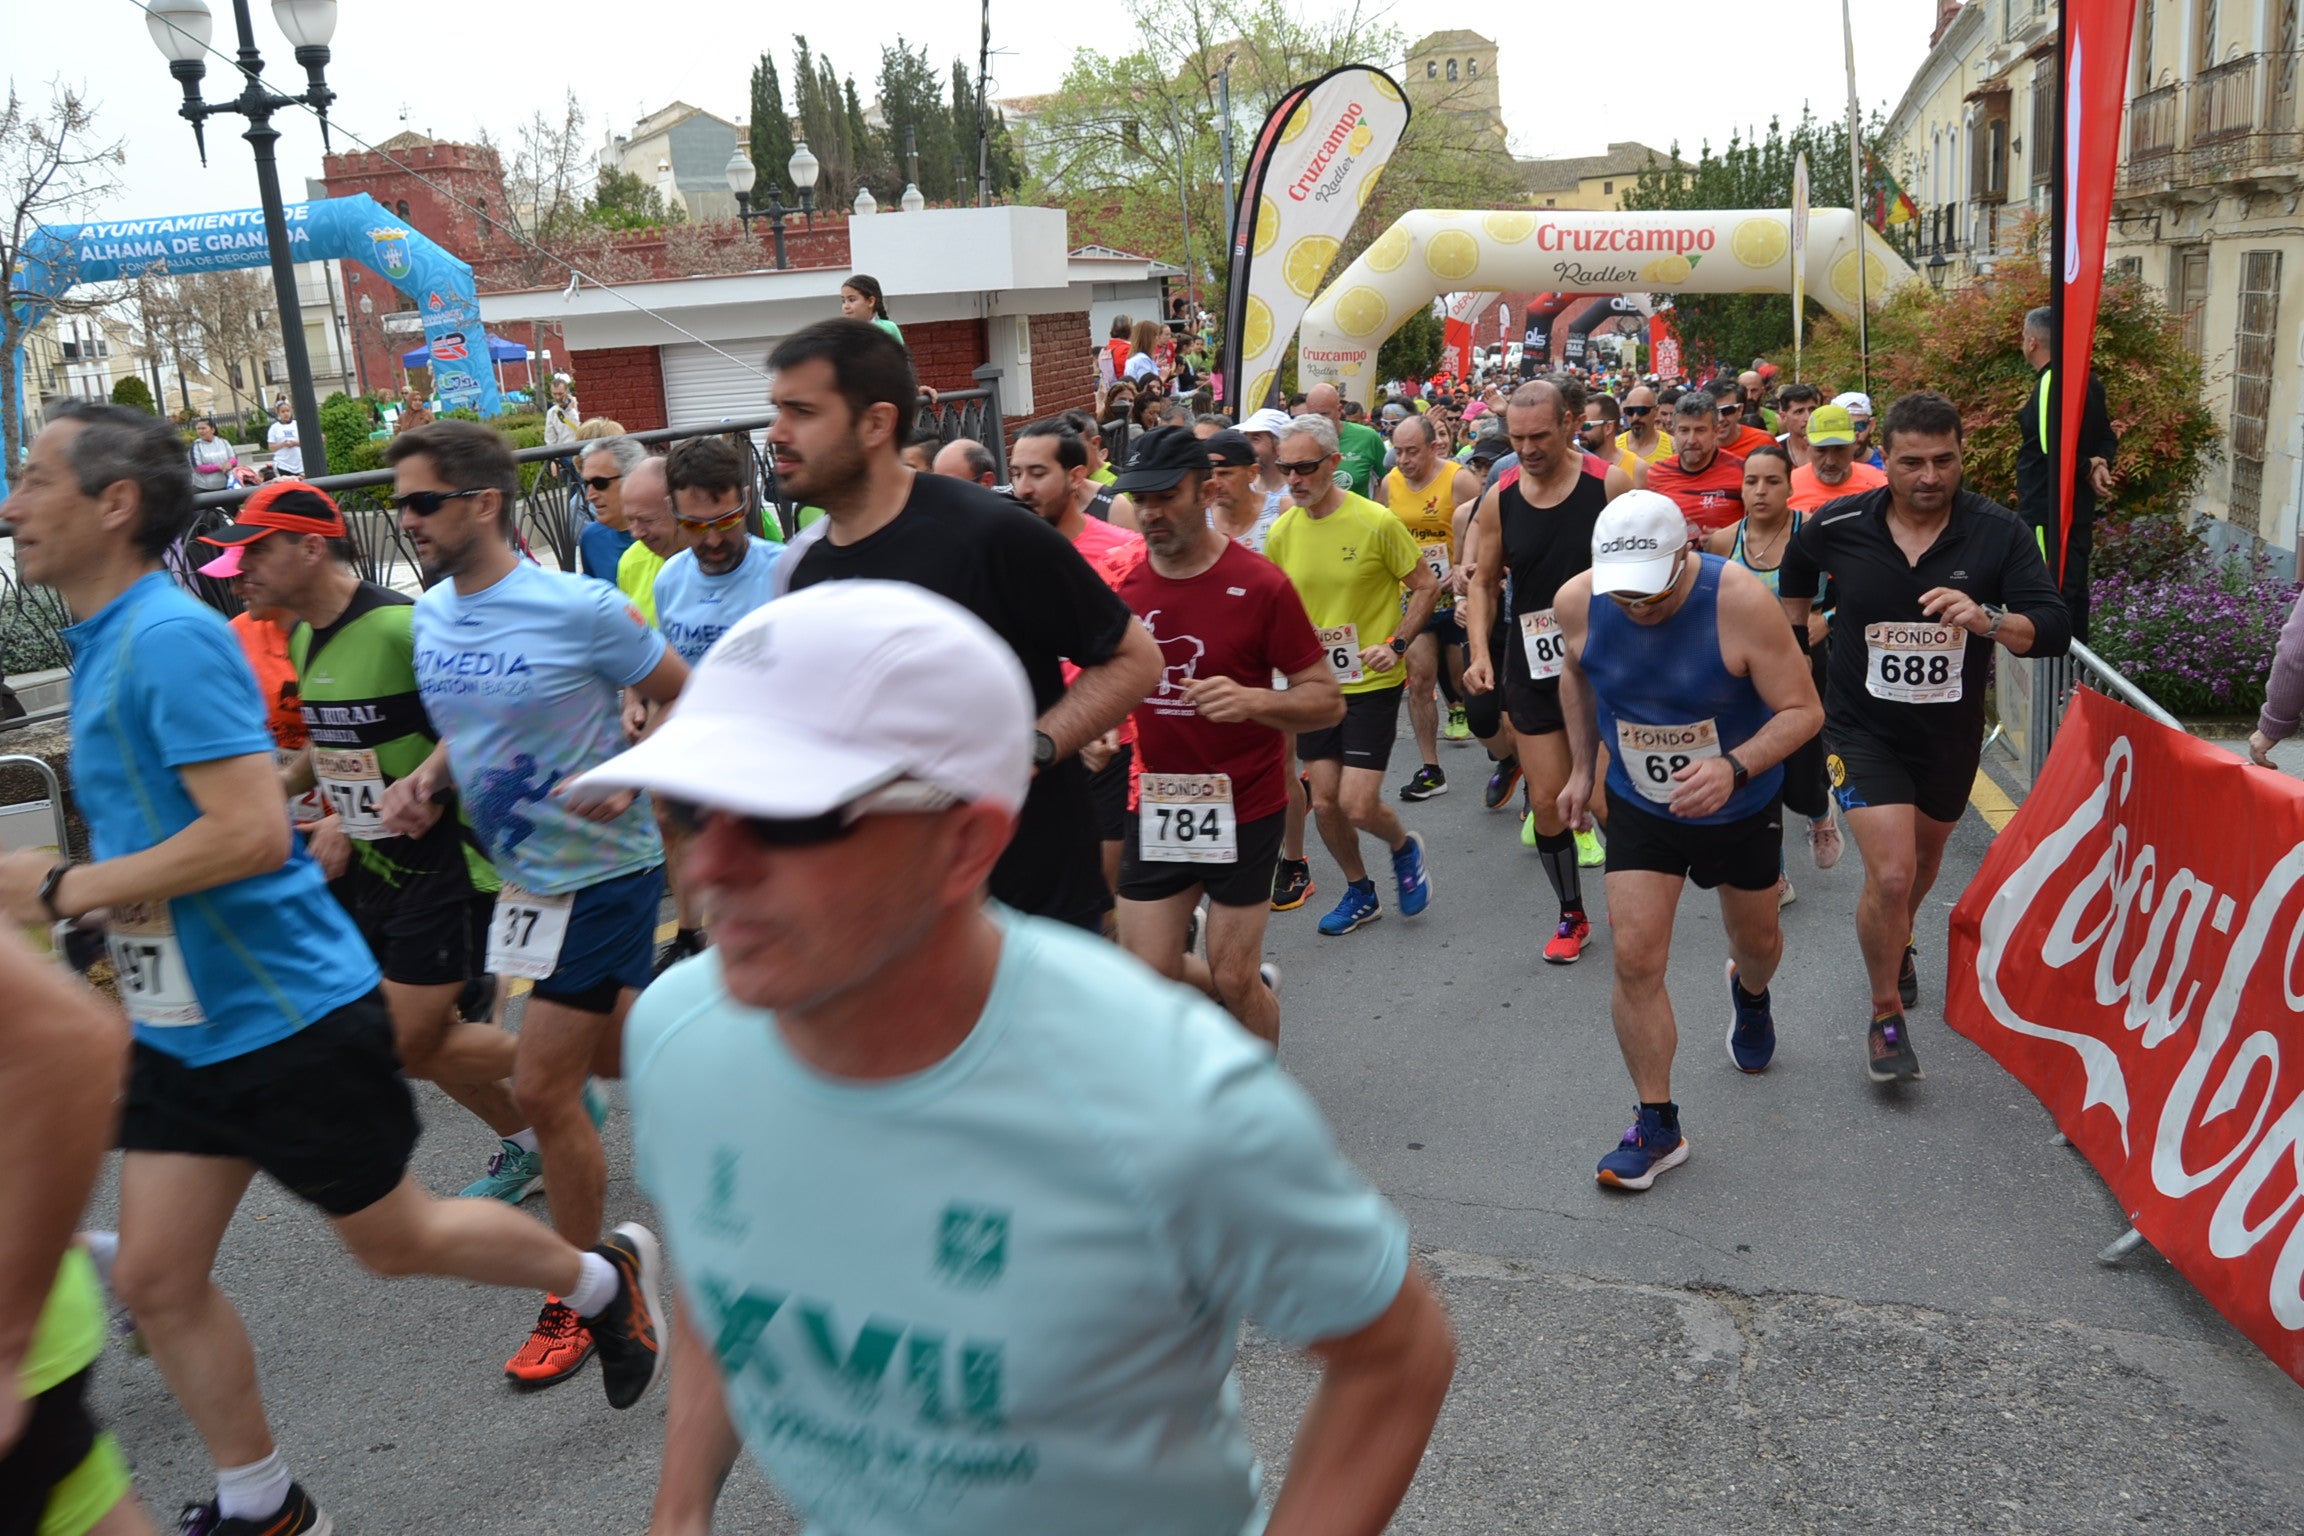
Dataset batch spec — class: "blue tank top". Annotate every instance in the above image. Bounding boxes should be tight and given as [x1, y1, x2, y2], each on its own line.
[1584, 553, 1782, 825]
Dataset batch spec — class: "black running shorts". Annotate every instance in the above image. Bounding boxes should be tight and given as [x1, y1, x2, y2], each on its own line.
[1088, 743, 1135, 842]
[1603, 786, 1782, 892]
[1296, 686, 1405, 772]
[1118, 809, 1286, 908]
[1825, 719, 1979, 826]
[1504, 676, 1566, 737]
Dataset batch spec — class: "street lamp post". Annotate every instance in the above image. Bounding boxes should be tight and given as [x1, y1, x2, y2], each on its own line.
[726, 143, 821, 270]
[148, 0, 340, 473]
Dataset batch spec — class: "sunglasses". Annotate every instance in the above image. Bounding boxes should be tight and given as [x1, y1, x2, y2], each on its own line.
[678, 510, 747, 535]
[393, 488, 488, 516]
[1622, 405, 1652, 417]
[1607, 567, 1686, 610]
[1277, 457, 1332, 476]
[657, 779, 962, 847]
[583, 474, 623, 492]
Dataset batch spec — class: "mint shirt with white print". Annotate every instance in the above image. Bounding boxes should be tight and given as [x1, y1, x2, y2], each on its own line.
[626, 909, 1409, 1536]
[412, 559, 666, 896]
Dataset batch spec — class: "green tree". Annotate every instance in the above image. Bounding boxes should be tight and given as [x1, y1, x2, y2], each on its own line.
[585, 166, 684, 229]
[845, 76, 882, 203]
[791, 38, 855, 209]
[317, 391, 374, 475]
[878, 40, 955, 202]
[749, 53, 796, 194]
[950, 59, 1021, 203]
[1621, 108, 1883, 371]
[108, 373, 156, 413]
[1376, 303, 1443, 384]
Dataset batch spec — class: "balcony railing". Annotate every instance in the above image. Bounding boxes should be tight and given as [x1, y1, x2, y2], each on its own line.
[2119, 56, 2304, 195]
[2125, 81, 2182, 187]
[2194, 53, 2262, 144]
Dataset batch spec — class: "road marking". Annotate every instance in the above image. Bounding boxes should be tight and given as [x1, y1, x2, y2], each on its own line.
[1969, 769, 2017, 834]
[505, 919, 678, 998]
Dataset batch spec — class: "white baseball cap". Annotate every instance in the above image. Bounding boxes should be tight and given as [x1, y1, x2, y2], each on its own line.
[1590, 490, 1689, 596]
[574, 580, 1034, 818]
[1239, 407, 1295, 437]
[1832, 390, 1874, 418]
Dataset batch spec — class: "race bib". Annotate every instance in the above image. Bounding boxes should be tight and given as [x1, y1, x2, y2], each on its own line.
[1864, 622, 1966, 704]
[313, 747, 389, 840]
[1519, 608, 1566, 681]
[107, 902, 207, 1026]
[1138, 773, 1239, 864]
[1421, 543, 1452, 583]
[278, 748, 326, 826]
[1617, 719, 1722, 806]
[1318, 623, 1364, 684]
[485, 886, 576, 981]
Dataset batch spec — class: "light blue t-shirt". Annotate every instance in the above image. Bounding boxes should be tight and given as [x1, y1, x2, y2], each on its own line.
[413, 559, 667, 896]
[627, 910, 1408, 1536]
[64, 573, 379, 1066]
[652, 538, 783, 664]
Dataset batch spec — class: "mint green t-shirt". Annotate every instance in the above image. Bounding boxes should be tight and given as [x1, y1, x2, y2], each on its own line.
[626, 909, 1408, 1535]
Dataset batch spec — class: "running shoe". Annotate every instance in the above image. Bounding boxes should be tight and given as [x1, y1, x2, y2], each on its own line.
[1444, 703, 1472, 742]
[460, 1140, 545, 1204]
[1270, 858, 1315, 911]
[173, 1483, 330, 1536]
[589, 1223, 667, 1410]
[1400, 764, 1448, 801]
[1596, 1105, 1690, 1191]
[1259, 962, 1281, 997]
[1898, 942, 1920, 1009]
[1521, 810, 1538, 848]
[652, 927, 706, 978]
[585, 1078, 610, 1129]
[1777, 871, 1797, 907]
[1317, 881, 1382, 936]
[505, 1297, 593, 1388]
[1726, 959, 1776, 1073]
[1867, 1012, 1923, 1082]
[1482, 758, 1523, 809]
[1542, 912, 1591, 964]
[1808, 813, 1843, 870]
[1391, 831, 1433, 916]
[1574, 827, 1605, 868]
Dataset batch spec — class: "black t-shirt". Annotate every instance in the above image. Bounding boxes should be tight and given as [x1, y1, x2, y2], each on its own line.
[1779, 486, 2071, 751]
[2015, 367, 2118, 534]
[788, 473, 1136, 923]
[1499, 467, 1609, 689]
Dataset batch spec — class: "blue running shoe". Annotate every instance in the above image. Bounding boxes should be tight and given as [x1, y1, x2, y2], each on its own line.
[1726, 959, 1776, 1073]
[461, 1140, 545, 1203]
[1317, 881, 1382, 936]
[1596, 1105, 1689, 1191]
[584, 1078, 610, 1130]
[1391, 831, 1433, 916]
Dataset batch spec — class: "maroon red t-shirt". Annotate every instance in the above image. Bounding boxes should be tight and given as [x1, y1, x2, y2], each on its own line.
[1646, 449, 1748, 533]
[1113, 540, 1323, 822]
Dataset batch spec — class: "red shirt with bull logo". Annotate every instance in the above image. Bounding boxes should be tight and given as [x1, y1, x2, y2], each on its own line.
[1646, 450, 1747, 534]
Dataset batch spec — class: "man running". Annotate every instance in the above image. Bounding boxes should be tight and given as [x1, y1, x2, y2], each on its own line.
[0, 405, 663, 1535]
[1265, 414, 1439, 935]
[1107, 428, 1342, 1042]
[1787, 403, 1886, 512]
[1381, 413, 1483, 802]
[382, 419, 688, 1388]
[574, 436, 642, 582]
[204, 483, 539, 1201]
[1554, 490, 1823, 1190]
[1305, 381, 1387, 496]
[1616, 384, 1674, 467]
[1579, 394, 1642, 481]
[1236, 409, 1320, 907]
[1779, 390, 2071, 1082]
[1775, 382, 1822, 467]
[1210, 421, 1290, 551]
[615, 457, 683, 626]
[1463, 381, 1618, 963]
[1643, 389, 1746, 540]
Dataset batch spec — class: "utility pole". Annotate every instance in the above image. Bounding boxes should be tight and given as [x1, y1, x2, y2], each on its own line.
[975, 0, 993, 205]
[1219, 56, 1237, 250]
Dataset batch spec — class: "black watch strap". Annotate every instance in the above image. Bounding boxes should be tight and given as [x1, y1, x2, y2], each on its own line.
[1723, 751, 1750, 788]
[38, 863, 70, 923]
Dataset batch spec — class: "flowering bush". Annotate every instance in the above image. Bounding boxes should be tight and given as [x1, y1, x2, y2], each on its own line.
[2090, 551, 2298, 716]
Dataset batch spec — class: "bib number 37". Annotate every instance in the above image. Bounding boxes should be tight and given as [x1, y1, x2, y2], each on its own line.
[485, 886, 576, 980]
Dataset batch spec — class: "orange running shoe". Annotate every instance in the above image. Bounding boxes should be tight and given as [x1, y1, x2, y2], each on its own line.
[505, 1296, 593, 1387]
[1542, 912, 1592, 965]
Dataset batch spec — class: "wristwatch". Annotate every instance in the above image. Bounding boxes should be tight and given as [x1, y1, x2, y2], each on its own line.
[1032, 730, 1058, 770]
[1387, 633, 1409, 656]
[37, 863, 70, 923]
[1982, 604, 2006, 639]
[1723, 752, 1751, 790]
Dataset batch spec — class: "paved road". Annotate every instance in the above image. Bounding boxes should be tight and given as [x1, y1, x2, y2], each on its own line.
[85, 734, 2304, 1531]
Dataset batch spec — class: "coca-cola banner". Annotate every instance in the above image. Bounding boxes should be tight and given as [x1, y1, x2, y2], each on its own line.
[1947, 689, 2304, 1386]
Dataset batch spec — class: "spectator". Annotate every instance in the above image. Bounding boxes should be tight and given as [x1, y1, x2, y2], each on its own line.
[2252, 588, 2304, 768]
[265, 397, 304, 478]
[1125, 318, 1167, 389]
[839, 274, 904, 346]
[2016, 306, 2118, 642]
[1100, 315, 1133, 390]
[188, 416, 238, 491]
[544, 373, 582, 445]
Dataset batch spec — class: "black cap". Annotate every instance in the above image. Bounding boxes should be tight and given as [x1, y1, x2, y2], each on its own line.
[1201, 428, 1256, 467]
[1111, 426, 1211, 494]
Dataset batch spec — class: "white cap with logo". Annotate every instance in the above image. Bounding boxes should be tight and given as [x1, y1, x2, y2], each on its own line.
[1589, 489, 1690, 596]
[1831, 390, 1874, 418]
[574, 580, 1035, 817]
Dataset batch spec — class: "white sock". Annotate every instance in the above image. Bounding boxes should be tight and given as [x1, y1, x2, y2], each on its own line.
[565, 1251, 619, 1318]
[80, 1231, 119, 1291]
[507, 1128, 540, 1153]
[216, 1450, 291, 1521]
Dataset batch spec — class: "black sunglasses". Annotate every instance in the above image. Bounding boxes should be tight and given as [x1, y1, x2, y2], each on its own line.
[583, 474, 623, 492]
[659, 779, 961, 848]
[1622, 405, 1652, 417]
[1276, 457, 1332, 476]
[393, 488, 488, 516]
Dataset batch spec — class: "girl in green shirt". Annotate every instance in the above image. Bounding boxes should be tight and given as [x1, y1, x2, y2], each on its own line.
[839, 274, 903, 346]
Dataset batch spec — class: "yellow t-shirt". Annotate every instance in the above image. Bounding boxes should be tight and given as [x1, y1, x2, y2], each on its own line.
[1618, 428, 1676, 466]
[1263, 492, 1424, 695]
[616, 541, 668, 627]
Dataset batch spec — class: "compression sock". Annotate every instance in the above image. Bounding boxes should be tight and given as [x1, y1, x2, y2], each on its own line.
[564, 1251, 620, 1318]
[216, 1450, 291, 1522]
[1534, 827, 1584, 914]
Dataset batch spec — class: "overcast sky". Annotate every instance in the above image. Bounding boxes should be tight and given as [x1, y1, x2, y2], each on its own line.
[20, 0, 1945, 223]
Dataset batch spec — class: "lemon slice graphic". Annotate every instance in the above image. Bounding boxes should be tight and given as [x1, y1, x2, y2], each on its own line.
[1283, 235, 1342, 299]
[1423, 229, 1480, 282]
[1335, 286, 1390, 339]
[1731, 217, 1789, 269]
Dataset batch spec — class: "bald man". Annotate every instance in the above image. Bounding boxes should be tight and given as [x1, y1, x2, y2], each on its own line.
[932, 438, 999, 488]
[613, 456, 682, 627]
[1307, 382, 1388, 497]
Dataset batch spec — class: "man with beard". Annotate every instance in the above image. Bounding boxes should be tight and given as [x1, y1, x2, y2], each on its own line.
[1642, 390, 1746, 539]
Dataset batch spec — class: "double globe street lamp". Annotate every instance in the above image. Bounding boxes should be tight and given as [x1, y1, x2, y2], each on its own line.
[147, 0, 340, 473]
[726, 143, 820, 271]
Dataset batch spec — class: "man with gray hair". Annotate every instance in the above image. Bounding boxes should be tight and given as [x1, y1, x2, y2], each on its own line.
[930, 437, 998, 487]
[2016, 305, 2118, 640]
[576, 434, 647, 582]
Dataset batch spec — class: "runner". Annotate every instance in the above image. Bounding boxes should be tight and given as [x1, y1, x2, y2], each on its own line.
[201, 484, 539, 1201]
[1578, 394, 1642, 480]
[0, 927, 158, 1536]
[1778, 390, 2071, 1082]
[1643, 389, 1747, 540]
[766, 318, 1162, 932]
[1553, 490, 1823, 1189]
[614, 457, 683, 626]
[1706, 445, 1841, 903]
[1787, 403, 1887, 512]
[1462, 380, 1617, 962]
[1380, 413, 1484, 803]
[1264, 414, 1439, 936]
[382, 419, 688, 1389]
[1616, 384, 1674, 467]
[1305, 381, 1387, 495]
[1238, 408, 1323, 910]
[1106, 427, 1342, 1042]
[1775, 382, 1822, 467]
[1059, 408, 1139, 528]
[0, 405, 664, 1535]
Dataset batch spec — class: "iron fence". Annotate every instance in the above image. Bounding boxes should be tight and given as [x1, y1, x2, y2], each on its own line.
[1997, 640, 2183, 790]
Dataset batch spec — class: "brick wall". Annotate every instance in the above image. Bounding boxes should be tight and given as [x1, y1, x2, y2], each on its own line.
[569, 346, 667, 432]
[1026, 310, 1096, 423]
[907, 318, 989, 393]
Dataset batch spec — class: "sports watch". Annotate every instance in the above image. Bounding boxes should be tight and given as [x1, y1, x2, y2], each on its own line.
[1032, 730, 1057, 770]
[1387, 634, 1409, 656]
[1723, 752, 1751, 790]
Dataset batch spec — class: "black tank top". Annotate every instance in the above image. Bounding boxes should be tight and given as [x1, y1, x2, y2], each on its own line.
[1501, 466, 1609, 618]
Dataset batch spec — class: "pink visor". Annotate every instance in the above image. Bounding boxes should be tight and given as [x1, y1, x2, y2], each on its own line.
[196, 543, 246, 579]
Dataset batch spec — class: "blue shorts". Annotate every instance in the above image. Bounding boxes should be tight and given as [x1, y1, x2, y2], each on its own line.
[534, 864, 665, 1012]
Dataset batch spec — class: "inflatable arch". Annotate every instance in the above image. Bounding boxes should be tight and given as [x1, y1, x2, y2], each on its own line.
[1295, 207, 1914, 405]
[14, 194, 503, 426]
